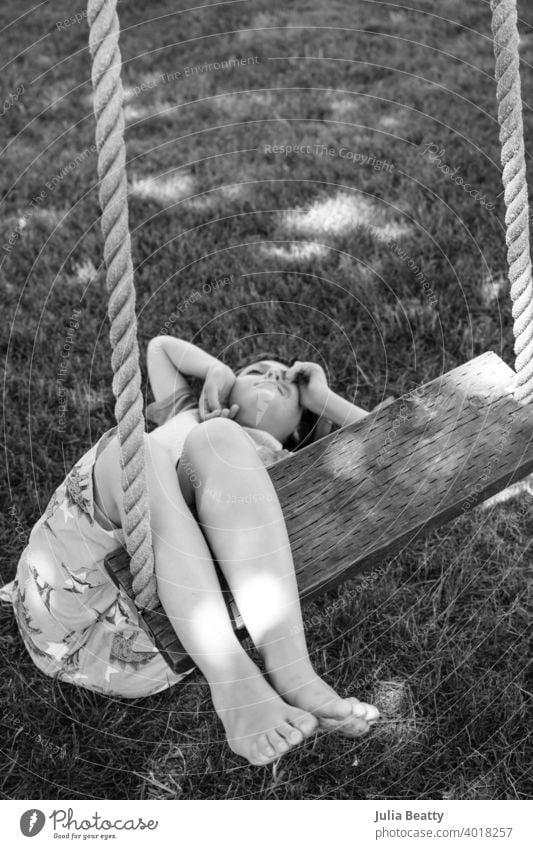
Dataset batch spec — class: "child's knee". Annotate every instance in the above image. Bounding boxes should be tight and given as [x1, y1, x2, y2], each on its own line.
[186, 418, 251, 458]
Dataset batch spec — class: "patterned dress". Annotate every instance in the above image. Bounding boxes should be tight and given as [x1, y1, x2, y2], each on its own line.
[0, 388, 292, 698]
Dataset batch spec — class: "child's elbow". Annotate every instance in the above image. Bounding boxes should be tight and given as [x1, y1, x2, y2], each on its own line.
[147, 335, 167, 353]
[146, 336, 172, 369]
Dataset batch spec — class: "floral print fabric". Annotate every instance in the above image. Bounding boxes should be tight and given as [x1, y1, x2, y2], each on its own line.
[0, 430, 189, 698]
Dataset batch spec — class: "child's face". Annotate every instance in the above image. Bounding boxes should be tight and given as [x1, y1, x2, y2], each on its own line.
[229, 359, 303, 443]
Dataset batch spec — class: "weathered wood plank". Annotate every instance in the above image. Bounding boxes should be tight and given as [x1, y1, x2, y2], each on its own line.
[273, 352, 533, 597]
[105, 352, 533, 674]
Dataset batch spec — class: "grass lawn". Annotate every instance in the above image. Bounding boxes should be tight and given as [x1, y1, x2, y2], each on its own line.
[1, 0, 532, 799]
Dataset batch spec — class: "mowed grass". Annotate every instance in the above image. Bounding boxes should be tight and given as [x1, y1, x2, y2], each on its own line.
[1, 0, 532, 799]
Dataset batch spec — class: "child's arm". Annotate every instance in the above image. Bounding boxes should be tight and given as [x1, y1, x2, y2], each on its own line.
[147, 336, 238, 420]
[313, 390, 369, 427]
[285, 360, 369, 428]
[147, 336, 219, 400]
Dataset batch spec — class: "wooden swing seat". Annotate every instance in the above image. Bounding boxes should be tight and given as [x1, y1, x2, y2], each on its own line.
[105, 351, 533, 675]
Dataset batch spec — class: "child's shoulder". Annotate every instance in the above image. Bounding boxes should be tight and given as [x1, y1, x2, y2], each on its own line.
[146, 385, 198, 428]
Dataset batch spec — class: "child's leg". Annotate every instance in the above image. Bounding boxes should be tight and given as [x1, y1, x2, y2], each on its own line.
[179, 419, 379, 737]
[143, 436, 318, 765]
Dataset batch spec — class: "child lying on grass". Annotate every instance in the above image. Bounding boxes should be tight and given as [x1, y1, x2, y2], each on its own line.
[0, 335, 380, 766]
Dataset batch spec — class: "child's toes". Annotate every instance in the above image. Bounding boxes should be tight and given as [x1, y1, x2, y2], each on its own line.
[290, 710, 319, 739]
[351, 701, 380, 724]
[253, 734, 277, 762]
[249, 748, 275, 766]
[277, 721, 304, 746]
[338, 715, 371, 738]
[347, 699, 378, 721]
[268, 730, 290, 755]
[310, 696, 353, 723]
[318, 714, 369, 737]
[324, 698, 353, 721]
[350, 721, 371, 737]
[362, 703, 380, 723]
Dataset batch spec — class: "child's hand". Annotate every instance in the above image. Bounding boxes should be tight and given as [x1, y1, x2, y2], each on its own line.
[285, 361, 329, 413]
[199, 363, 239, 421]
[202, 404, 240, 421]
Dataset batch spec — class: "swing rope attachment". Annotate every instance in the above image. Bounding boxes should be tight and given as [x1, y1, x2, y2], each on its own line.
[87, 0, 157, 610]
[491, 0, 533, 404]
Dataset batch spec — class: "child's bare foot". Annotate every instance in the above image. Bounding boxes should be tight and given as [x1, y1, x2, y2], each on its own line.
[210, 671, 319, 766]
[266, 663, 379, 738]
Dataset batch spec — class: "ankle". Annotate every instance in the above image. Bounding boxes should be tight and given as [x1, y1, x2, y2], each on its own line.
[263, 651, 316, 683]
[257, 625, 311, 670]
[205, 653, 268, 697]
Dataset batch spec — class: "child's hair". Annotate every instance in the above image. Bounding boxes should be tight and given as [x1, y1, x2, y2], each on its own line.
[233, 353, 334, 451]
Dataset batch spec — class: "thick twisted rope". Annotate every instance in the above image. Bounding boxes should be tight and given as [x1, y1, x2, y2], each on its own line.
[87, 0, 157, 609]
[491, 0, 533, 403]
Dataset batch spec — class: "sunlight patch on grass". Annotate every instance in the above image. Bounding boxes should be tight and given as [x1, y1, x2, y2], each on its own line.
[130, 172, 195, 204]
[375, 113, 405, 131]
[284, 193, 365, 236]
[31, 210, 63, 229]
[72, 259, 98, 286]
[124, 103, 151, 122]
[329, 97, 360, 122]
[4, 208, 66, 243]
[480, 271, 507, 306]
[372, 220, 411, 240]
[282, 192, 410, 240]
[124, 99, 178, 123]
[185, 183, 248, 211]
[480, 477, 533, 509]
[260, 241, 329, 261]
